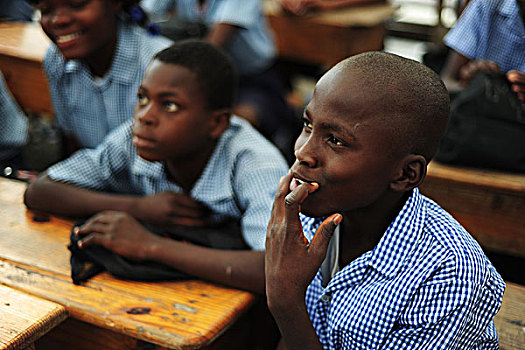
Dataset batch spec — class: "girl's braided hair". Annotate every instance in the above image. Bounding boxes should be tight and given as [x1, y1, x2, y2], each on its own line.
[25, 0, 160, 35]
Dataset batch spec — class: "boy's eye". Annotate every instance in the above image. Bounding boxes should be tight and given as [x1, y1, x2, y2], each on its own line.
[302, 117, 313, 131]
[69, 0, 90, 9]
[163, 101, 179, 113]
[328, 135, 346, 147]
[137, 94, 149, 107]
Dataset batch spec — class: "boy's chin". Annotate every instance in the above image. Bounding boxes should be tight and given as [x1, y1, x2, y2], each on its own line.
[136, 151, 162, 163]
[300, 200, 332, 219]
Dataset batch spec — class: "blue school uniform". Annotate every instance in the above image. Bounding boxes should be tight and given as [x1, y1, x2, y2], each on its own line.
[301, 188, 505, 349]
[142, 0, 276, 75]
[444, 0, 525, 73]
[43, 21, 172, 148]
[46, 116, 288, 250]
[0, 71, 27, 162]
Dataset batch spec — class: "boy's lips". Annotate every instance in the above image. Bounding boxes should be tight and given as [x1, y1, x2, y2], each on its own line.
[132, 134, 156, 148]
[55, 31, 83, 49]
[289, 174, 319, 192]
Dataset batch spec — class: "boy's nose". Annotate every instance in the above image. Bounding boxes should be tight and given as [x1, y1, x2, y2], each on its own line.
[136, 105, 157, 126]
[294, 138, 318, 168]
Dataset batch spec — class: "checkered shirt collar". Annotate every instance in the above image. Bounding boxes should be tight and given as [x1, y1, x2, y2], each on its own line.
[303, 188, 425, 291]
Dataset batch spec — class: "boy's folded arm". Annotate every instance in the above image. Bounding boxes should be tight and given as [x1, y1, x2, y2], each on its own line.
[23, 174, 139, 218]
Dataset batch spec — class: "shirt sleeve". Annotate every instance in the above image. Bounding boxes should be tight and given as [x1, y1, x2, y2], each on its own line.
[47, 122, 135, 193]
[232, 152, 287, 250]
[379, 268, 505, 349]
[211, 0, 259, 28]
[443, 0, 484, 60]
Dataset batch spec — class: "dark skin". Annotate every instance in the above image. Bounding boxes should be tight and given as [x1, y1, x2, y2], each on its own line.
[441, 0, 525, 100]
[265, 65, 426, 349]
[24, 60, 266, 293]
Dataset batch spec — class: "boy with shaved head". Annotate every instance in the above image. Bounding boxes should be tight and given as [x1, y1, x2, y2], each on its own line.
[265, 52, 505, 349]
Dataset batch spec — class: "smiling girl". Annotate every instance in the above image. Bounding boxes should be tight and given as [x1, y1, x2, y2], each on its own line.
[28, 0, 171, 153]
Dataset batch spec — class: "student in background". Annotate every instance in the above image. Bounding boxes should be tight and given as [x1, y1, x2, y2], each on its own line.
[265, 52, 505, 349]
[0, 72, 28, 174]
[141, 0, 297, 160]
[24, 41, 289, 293]
[440, 0, 525, 100]
[0, 0, 33, 21]
[26, 0, 172, 153]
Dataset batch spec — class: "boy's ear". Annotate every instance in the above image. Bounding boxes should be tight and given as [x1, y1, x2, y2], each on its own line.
[390, 154, 427, 192]
[208, 109, 231, 139]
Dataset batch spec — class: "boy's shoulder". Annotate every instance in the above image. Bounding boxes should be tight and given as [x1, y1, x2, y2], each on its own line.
[221, 116, 288, 168]
[417, 194, 500, 285]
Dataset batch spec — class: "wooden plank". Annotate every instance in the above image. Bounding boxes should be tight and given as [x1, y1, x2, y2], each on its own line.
[0, 284, 67, 350]
[264, 0, 395, 66]
[494, 282, 525, 350]
[0, 178, 257, 349]
[420, 162, 525, 258]
[0, 22, 52, 115]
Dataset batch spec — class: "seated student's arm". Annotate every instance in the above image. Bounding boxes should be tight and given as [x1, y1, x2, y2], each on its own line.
[507, 70, 525, 101]
[72, 144, 288, 294]
[265, 172, 341, 350]
[75, 211, 266, 293]
[205, 0, 259, 47]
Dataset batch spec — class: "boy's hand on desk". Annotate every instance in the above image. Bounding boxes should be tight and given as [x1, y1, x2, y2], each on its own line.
[507, 70, 525, 101]
[133, 192, 212, 227]
[459, 59, 500, 86]
[75, 211, 163, 260]
[265, 172, 341, 305]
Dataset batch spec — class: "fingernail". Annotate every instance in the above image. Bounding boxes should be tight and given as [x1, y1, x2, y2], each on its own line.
[77, 241, 83, 248]
[74, 227, 79, 235]
[333, 214, 342, 225]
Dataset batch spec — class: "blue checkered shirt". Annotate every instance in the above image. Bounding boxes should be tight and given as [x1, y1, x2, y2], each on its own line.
[0, 71, 27, 161]
[43, 21, 172, 148]
[301, 188, 505, 349]
[141, 0, 276, 75]
[47, 116, 288, 250]
[444, 0, 525, 73]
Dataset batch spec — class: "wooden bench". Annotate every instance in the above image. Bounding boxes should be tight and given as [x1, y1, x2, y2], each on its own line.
[0, 177, 275, 350]
[420, 161, 525, 258]
[263, 0, 395, 67]
[0, 22, 52, 116]
[0, 285, 67, 350]
[495, 282, 525, 350]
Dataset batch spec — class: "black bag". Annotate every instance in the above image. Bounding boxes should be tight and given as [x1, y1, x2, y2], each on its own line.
[435, 71, 525, 172]
[68, 218, 246, 285]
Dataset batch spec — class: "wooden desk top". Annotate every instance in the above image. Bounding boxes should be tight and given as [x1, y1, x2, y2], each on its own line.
[264, 0, 395, 27]
[0, 22, 50, 63]
[426, 161, 525, 195]
[494, 282, 525, 350]
[0, 178, 256, 349]
[0, 285, 67, 350]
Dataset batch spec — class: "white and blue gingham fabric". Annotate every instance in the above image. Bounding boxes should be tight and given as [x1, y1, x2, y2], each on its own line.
[43, 21, 172, 148]
[300, 188, 505, 349]
[444, 0, 525, 73]
[47, 116, 288, 250]
[0, 71, 27, 161]
[141, 0, 276, 75]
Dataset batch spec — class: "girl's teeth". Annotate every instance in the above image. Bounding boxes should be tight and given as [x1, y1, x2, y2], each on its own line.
[57, 32, 80, 43]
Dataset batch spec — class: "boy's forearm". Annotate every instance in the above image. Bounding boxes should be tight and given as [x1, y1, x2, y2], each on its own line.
[269, 298, 324, 350]
[24, 175, 137, 218]
[147, 238, 266, 293]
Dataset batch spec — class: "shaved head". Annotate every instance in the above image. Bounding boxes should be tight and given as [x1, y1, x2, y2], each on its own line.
[327, 52, 450, 162]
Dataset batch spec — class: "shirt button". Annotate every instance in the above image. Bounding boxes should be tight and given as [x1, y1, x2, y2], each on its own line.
[321, 294, 331, 303]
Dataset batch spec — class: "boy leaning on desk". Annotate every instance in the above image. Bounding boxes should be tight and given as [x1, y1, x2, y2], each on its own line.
[24, 40, 288, 293]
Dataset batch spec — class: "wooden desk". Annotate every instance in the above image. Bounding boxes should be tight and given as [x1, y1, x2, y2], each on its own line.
[264, 0, 395, 67]
[420, 162, 525, 258]
[0, 178, 261, 350]
[0, 285, 67, 350]
[0, 22, 52, 115]
[494, 282, 525, 350]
